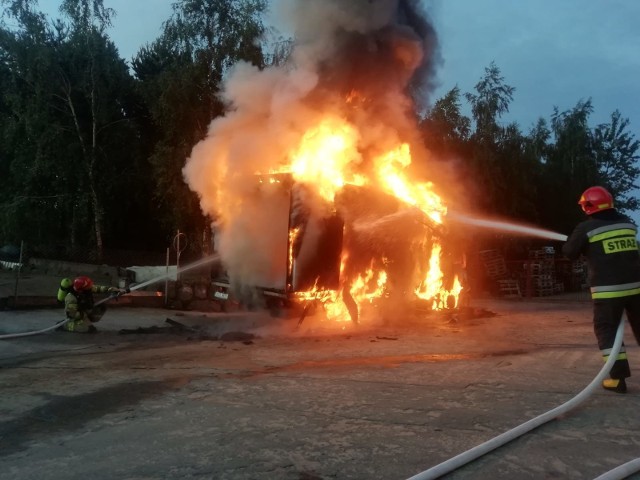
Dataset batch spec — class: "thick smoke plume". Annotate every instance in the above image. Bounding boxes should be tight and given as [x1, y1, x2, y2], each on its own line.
[183, 0, 441, 295]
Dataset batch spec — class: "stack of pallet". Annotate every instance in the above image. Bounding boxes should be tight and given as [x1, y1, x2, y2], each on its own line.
[526, 249, 556, 296]
[479, 249, 521, 297]
[479, 249, 507, 278]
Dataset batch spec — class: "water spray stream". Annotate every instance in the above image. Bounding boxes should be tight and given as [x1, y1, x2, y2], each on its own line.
[126, 254, 221, 294]
[448, 212, 568, 241]
[353, 208, 567, 242]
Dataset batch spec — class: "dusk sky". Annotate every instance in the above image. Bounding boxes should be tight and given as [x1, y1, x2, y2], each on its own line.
[37, 0, 640, 134]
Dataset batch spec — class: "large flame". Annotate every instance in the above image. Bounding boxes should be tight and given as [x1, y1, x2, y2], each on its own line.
[271, 117, 367, 202]
[374, 144, 446, 224]
[271, 114, 460, 323]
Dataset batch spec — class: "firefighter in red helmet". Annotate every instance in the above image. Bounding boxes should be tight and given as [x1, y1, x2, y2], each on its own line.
[563, 186, 640, 393]
[61, 276, 123, 333]
[578, 186, 615, 215]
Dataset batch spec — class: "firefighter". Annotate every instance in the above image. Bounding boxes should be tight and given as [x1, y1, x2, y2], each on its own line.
[61, 276, 124, 333]
[562, 186, 640, 393]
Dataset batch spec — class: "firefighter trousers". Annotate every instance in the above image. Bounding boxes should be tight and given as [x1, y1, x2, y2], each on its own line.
[593, 294, 640, 379]
[62, 305, 107, 333]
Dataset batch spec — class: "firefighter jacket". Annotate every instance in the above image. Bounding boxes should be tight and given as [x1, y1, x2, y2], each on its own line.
[562, 209, 640, 299]
[65, 285, 111, 320]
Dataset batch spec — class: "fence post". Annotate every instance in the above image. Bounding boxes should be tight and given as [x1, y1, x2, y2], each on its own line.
[13, 240, 24, 302]
[173, 230, 187, 282]
[164, 247, 170, 307]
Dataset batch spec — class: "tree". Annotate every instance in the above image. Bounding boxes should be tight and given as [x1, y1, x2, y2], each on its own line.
[593, 110, 640, 212]
[0, 0, 72, 247]
[0, 0, 145, 256]
[132, 0, 267, 254]
[463, 63, 519, 215]
[55, 0, 118, 256]
[539, 100, 598, 230]
[464, 61, 515, 141]
[421, 85, 470, 156]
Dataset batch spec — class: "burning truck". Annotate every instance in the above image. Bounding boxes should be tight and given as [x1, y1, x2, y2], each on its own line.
[208, 170, 464, 324]
[183, 0, 467, 325]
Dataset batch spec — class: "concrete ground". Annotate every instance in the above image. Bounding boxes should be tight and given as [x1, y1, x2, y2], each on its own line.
[1, 295, 640, 480]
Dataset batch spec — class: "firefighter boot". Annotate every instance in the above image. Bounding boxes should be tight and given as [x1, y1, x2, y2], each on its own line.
[61, 319, 97, 333]
[602, 378, 627, 393]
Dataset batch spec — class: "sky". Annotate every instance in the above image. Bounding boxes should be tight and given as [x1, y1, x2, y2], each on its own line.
[429, 0, 640, 133]
[36, 0, 640, 213]
[35, 0, 640, 133]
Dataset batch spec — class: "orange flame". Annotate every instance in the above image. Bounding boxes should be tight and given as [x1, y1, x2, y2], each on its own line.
[350, 267, 387, 303]
[374, 144, 446, 224]
[415, 243, 463, 309]
[288, 226, 301, 289]
[271, 118, 366, 202]
[270, 115, 462, 322]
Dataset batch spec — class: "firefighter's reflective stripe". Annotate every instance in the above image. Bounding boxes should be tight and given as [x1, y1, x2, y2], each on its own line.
[587, 223, 637, 239]
[602, 349, 628, 362]
[591, 281, 640, 298]
[588, 228, 637, 244]
[601, 346, 627, 356]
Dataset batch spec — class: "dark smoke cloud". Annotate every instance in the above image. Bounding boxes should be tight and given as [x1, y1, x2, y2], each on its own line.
[396, 0, 442, 105]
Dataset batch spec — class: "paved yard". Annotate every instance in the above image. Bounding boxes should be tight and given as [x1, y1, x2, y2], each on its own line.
[1, 297, 639, 480]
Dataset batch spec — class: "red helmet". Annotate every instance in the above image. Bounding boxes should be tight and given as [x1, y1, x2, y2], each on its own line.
[578, 186, 614, 215]
[73, 276, 94, 291]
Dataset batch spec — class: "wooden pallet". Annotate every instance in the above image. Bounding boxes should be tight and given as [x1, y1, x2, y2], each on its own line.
[480, 250, 508, 279]
[497, 279, 521, 297]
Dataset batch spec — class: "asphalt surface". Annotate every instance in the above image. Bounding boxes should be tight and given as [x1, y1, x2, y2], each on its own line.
[1, 298, 640, 480]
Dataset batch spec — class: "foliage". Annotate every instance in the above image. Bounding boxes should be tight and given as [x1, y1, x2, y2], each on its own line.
[422, 86, 470, 155]
[593, 110, 640, 212]
[131, 0, 267, 254]
[464, 61, 515, 141]
[0, 0, 148, 255]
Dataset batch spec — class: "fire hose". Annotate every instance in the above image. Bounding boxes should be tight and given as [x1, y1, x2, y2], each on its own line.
[593, 458, 640, 480]
[406, 318, 633, 480]
[0, 291, 127, 340]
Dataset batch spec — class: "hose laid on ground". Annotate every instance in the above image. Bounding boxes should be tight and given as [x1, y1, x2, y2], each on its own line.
[407, 318, 626, 480]
[593, 458, 640, 480]
[0, 318, 71, 339]
[0, 292, 122, 340]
